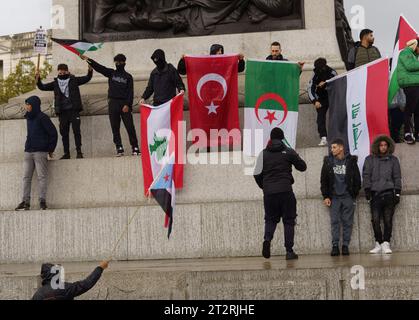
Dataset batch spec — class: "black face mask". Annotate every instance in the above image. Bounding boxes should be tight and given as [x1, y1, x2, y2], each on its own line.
[154, 59, 166, 71]
[58, 74, 70, 80]
[115, 63, 126, 71]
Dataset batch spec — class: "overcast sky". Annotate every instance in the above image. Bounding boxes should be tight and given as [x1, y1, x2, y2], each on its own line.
[0, 0, 418, 56]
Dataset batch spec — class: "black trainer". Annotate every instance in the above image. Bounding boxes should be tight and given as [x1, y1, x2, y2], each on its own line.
[40, 200, 47, 210]
[331, 246, 340, 256]
[76, 151, 84, 159]
[15, 202, 30, 211]
[405, 134, 415, 145]
[286, 251, 299, 260]
[116, 147, 124, 157]
[342, 245, 350, 256]
[262, 241, 271, 259]
[60, 153, 71, 160]
[132, 147, 141, 156]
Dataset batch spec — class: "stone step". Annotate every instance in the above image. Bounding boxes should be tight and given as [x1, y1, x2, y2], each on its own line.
[0, 104, 321, 164]
[1, 145, 419, 212]
[2, 253, 419, 300]
[0, 196, 418, 264]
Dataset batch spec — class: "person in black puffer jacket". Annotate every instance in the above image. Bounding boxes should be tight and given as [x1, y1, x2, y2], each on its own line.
[254, 128, 307, 261]
[363, 135, 402, 254]
[37, 63, 92, 159]
[32, 260, 109, 300]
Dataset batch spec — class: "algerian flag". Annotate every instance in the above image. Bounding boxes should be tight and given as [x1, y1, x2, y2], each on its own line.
[52, 38, 103, 56]
[244, 59, 300, 157]
[388, 15, 417, 105]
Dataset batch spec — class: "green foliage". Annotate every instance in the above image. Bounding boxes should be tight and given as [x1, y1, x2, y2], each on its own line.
[0, 59, 52, 104]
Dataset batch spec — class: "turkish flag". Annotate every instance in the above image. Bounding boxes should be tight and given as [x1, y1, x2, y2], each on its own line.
[185, 55, 240, 147]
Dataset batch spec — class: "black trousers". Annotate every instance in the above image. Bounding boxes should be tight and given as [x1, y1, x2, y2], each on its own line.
[370, 193, 396, 243]
[316, 101, 329, 138]
[403, 86, 419, 136]
[389, 108, 404, 143]
[59, 109, 81, 154]
[263, 191, 297, 252]
[108, 99, 139, 149]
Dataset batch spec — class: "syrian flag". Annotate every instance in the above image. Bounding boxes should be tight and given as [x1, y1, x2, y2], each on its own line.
[149, 154, 176, 239]
[52, 38, 103, 56]
[388, 15, 418, 105]
[141, 93, 184, 196]
[327, 58, 390, 173]
[185, 55, 240, 147]
[244, 59, 300, 156]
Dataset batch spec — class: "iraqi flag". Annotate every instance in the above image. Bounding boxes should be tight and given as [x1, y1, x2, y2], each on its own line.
[149, 154, 176, 239]
[327, 58, 390, 173]
[52, 38, 103, 57]
[141, 93, 184, 196]
[185, 55, 240, 147]
[244, 59, 300, 156]
[388, 15, 418, 105]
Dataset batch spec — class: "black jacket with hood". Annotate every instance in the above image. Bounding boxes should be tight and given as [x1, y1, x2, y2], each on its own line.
[362, 135, 402, 197]
[37, 70, 92, 114]
[143, 49, 185, 105]
[32, 263, 104, 300]
[24, 96, 58, 153]
[254, 139, 307, 195]
[88, 58, 134, 109]
[320, 154, 361, 200]
[308, 65, 337, 103]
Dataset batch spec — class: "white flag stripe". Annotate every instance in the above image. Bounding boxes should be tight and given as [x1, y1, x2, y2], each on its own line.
[346, 67, 370, 174]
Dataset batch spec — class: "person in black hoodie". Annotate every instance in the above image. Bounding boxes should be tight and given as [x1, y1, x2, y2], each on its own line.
[15, 96, 58, 211]
[140, 49, 185, 106]
[36, 63, 92, 159]
[82, 54, 140, 157]
[254, 128, 307, 260]
[320, 138, 361, 257]
[308, 58, 338, 146]
[177, 44, 246, 76]
[32, 260, 109, 300]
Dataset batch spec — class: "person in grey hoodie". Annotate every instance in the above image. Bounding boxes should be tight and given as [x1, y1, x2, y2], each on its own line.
[363, 135, 402, 254]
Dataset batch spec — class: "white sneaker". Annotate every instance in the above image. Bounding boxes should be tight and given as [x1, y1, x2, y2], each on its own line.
[381, 241, 392, 254]
[318, 137, 328, 146]
[369, 242, 382, 254]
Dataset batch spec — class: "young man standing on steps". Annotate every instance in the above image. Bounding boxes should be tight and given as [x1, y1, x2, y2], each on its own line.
[254, 128, 307, 260]
[36, 63, 92, 160]
[321, 139, 361, 256]
[82, 54, 140, 157]
[15, 96, 58, 211]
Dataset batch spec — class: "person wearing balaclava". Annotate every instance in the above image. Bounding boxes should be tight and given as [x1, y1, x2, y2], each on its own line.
[15, 96, 58, 211]
[253, 128, 307, 261]
[32, 260, 109, 300]
[82, 54, 140, 157]
[307, 57, 338, 147]
[37, 63, 92, 160]
[177, 44, 246, 75]
[140, 49, 185, 106]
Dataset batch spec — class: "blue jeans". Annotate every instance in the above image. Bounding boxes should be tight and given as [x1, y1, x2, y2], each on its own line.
[330, 196, 355, 247]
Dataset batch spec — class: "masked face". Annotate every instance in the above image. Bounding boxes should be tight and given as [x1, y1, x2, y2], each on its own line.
[115, 62, 126, 71]
[153, 58, 166, 70]
[57, 70, 69, 80]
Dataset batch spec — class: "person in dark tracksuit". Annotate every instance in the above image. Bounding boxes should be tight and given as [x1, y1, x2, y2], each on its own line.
[83, 54, 140, 157]
[321, 139, 361, 257]
[36, 63, 92, 159]
[32, 260, 109, 300]
[254, 128, 307, 260]
[177, 44, 246, 76]
[141, 49, 186, 106]
[363, 135, 402, 254]
[308, 58, 337, 146]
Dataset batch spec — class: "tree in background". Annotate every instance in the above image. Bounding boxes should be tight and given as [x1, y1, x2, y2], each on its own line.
[0, 60, 52, 104]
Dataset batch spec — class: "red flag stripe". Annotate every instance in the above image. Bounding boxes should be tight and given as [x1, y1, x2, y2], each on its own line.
[140, 105, 153, 196]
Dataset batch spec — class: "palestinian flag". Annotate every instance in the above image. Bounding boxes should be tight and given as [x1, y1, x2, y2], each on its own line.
[388, 15, 417, 105]
[327, 58, 390, 173]
[141, 93, 184, 196]
[149, 154, 176, 239]
[244, 59, 300, 156]
[52, 38, 103, 56]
